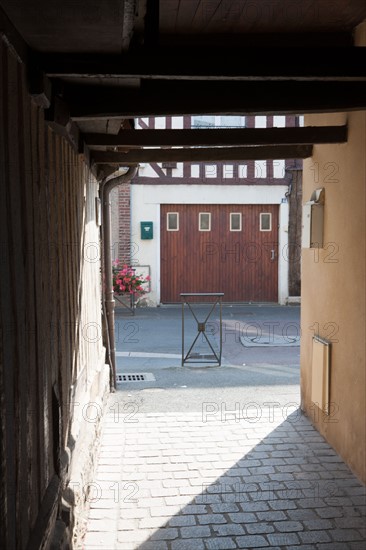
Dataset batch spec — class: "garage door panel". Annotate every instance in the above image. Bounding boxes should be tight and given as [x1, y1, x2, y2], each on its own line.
[161, 204, 278, 303]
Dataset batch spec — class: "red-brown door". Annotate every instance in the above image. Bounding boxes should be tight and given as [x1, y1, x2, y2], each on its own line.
[160, 204, 279, 302]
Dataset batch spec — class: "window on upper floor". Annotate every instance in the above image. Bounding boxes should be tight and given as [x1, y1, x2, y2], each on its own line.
[191, 115, 245, 128]
[219, 116, 245, 127]
[192, 116, 215, 128]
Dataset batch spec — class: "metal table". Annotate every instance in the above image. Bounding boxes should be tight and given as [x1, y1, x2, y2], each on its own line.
[181, 293, 224, 367]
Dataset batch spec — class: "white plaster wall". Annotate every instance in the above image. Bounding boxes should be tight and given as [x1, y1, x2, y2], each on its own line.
[172, 116, 184, 129]
[255, 116, 267, 128]
[131, 184, 289, 305]
[273, 116, 286, 127]
[278, 201, 290, 304]
[138, 163, 161, 178]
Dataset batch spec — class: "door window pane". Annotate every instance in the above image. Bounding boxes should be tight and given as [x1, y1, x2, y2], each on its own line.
[230, 213, 242, 231]
[199, 212, 211, 231]
[167, 212, 179, 231]
[260, 213, 272, 231]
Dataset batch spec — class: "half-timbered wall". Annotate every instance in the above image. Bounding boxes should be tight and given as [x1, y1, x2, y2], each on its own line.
[0, 39, 108, 549]
[111, 115, 301, 304]
[133, 115, 299, 185]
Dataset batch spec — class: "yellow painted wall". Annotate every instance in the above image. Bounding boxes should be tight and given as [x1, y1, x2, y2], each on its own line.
[301, 23, 366, 483]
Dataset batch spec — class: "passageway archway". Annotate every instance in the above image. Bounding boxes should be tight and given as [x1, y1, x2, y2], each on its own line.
[1, 2, 365, 547]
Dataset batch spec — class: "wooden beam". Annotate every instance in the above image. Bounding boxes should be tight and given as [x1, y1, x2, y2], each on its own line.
[28, 70, 52, 109]
[39, 48, 366, 81]
[121, 0, 137, 52]
[84, 126, 348, 148]
[68, 81, 366, 119]
[45, 96, 70, 128]
[92, 145, 313, 164]
[0, 6, 29, 64]
[144, 0, 159, 47]
[157, 32, 354, 48]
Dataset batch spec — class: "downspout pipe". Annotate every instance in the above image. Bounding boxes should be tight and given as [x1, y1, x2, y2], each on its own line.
[100, 166, 138, 390]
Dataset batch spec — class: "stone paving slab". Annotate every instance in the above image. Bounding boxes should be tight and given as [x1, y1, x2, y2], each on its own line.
[83, 399, 365, 549]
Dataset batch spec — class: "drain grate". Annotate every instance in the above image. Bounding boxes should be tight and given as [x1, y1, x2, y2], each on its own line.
[116, 373, 156, 383]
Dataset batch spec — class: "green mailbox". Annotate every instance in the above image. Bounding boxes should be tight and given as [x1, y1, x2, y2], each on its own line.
[140, 221, 153, 240]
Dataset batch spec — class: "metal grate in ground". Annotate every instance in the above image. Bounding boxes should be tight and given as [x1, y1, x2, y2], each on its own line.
[116, 373, 156, 383]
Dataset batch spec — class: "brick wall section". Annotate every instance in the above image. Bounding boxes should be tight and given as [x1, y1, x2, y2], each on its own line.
[118, 182, 132, 263]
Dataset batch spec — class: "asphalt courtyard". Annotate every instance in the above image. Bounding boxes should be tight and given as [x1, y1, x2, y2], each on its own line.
[83, 305, 365, 549]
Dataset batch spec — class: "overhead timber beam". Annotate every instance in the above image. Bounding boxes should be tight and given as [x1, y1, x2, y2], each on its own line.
[39, 48, 366, 81]
[0, 6, 52, 108]
[92, 145, 313, 165]
[68, 81, 366, 119]
[121, 0, 138, 52]
[144, 0, 159, 47]
[0, 5, 28, 64]
[84, 126, 347, 148]
[158, 32, 354, 48]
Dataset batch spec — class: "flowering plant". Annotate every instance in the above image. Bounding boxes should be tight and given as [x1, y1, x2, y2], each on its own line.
[112, 261, 151, 295]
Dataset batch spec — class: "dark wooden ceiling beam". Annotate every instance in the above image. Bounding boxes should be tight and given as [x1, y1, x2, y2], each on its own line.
[92, 145, 313, 165]
[0, 5, 29, 64]
[39, 48, 366, 81]
[1, 7, 54, 108]
[84, 126, 347, 148]
[157, 32, 354, 48]
[68, 81, 366, 119]
[144, 0, 159, 47]
[121, 0, 138, 52]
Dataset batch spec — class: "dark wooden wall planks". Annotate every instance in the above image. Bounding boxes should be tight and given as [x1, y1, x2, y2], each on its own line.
[0, 38, 105, 549]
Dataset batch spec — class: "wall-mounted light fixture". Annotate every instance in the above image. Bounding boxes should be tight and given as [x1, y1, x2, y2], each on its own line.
[302, 188, 325, 248]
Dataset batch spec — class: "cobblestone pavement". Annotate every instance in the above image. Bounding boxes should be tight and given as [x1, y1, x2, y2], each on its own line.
[83, 400, 366, 550]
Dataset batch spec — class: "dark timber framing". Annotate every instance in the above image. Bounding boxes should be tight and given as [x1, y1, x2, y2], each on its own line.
[39, 48, 366, 81]
[92, 145, 313, 164]
[84, 126, 347, 148]
[69, 81, 366, 119]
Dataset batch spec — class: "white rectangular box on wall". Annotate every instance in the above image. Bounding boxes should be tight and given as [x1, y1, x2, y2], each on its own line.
[302, 203, 311, 248]
[311, 336, 331, 415]
[302, 188, 325, 248]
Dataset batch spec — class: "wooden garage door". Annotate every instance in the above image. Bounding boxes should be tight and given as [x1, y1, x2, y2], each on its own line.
[160, 204, 279, 303]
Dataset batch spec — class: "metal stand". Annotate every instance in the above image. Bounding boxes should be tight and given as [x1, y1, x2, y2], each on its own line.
[181, 293, 224, 366]
[114, 292, 135, 315]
